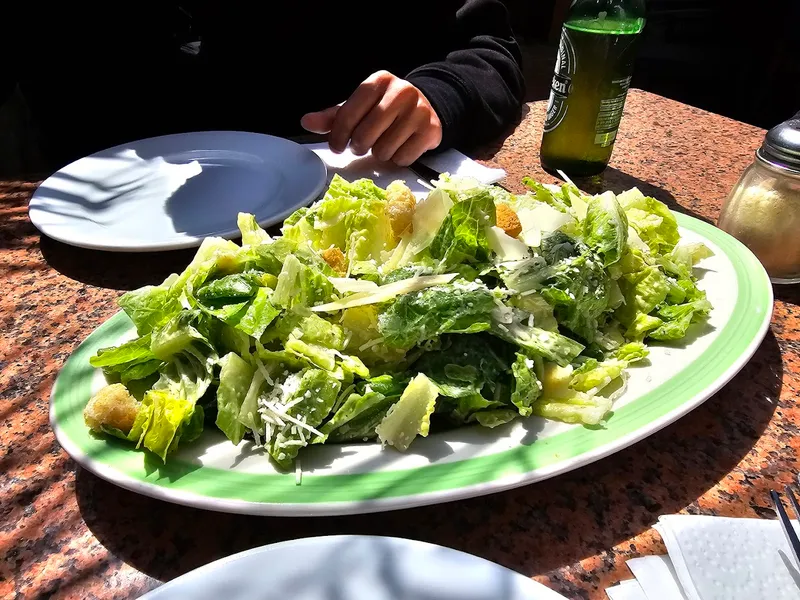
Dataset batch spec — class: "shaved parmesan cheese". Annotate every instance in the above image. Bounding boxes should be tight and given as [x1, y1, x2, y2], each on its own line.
[254, 357, 274, 386]
[570, 194, 589, 221]
[398, 188, 453, 265]
[517, 205, 575, 248]
[328, 277, 380, 295]
[311, 274, 457, 312]
[358, 338, 384, 352]
[491, 303, 514, 324]
[382, 235, 411, 272]
[260, 399, 324, 438]
[486, 226, 529, 261]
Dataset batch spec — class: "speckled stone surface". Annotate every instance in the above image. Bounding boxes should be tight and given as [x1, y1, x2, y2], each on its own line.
[2, 90, 798, 600]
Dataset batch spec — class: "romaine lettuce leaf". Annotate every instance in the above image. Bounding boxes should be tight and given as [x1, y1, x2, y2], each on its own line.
[509, 293, 559, 331]
[150, 310, 212, 362]
[237, 213, 271, 246]
[340, 305, 406, 366]
[474, 409, 519, 428]
[616, 266, 670, 328]
[90, 334, 164, 383]
[511, 352, 542, 416]
[262, 309, 345, 350]
[247, 237, 331, 277]
[234, 287, 280, 339]
[492, 320, 584, 367]
[90, 334, 154, 368]
[195, 272, 263, 306]
[429, 190, 495, 269]
[318, 374, 409, 443]
[118, 283, 182, 337]
[149, 311, 217, 407]
[433, 174, 514, 206]
[583, 191, 628, 266]
[569, 358, 626, 392]
[216, 352, 255, 445]
[282, 174, 395, 266]
[531, 363, 612, 425]
[500, 234, 612, 341]
[128, 389, 203, 462]
[413, 334, 513, 399]
[272, 254, 335, 309]
[195, 273, 279, 338]
[614, 342, 650, 362]
[521, 177, 570, 212]
[376, 373, 439, 451]
[442, 393, 506, 424]
[377, 282, 497, 349]
[668, 242, 714, 273]
[531, 395, 611, 426]
[649, 297, 713, 341]
[539, 253, 612, 342]
[625, 313, 664, 340]
[117, 235, 261, 336]
[617, 188, 679, 256]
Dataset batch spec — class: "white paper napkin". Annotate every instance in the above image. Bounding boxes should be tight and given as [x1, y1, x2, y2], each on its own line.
[606, 579, 648, 600]
[655, 515, 800, 600]
[606, 516, 800, 600]
[626, 555, 688, 600]
[305, 143, 506, 198]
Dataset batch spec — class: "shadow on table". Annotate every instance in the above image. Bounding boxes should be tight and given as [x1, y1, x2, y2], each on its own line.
[773, 284, 800, 307]
[75, 330, 782, 595]
[0, 184, 41, 251]
[39, 234, 197, 291]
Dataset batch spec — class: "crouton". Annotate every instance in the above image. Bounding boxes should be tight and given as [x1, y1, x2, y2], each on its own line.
[386, 180, 415, 240]
[83, 383, 140, 434]
[495, 203, 522, 238]
[321, 246, 347, 274]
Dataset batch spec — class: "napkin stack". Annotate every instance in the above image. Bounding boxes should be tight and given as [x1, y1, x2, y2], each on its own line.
[605, 515, 800, 600]
[305, 143, 506, 197]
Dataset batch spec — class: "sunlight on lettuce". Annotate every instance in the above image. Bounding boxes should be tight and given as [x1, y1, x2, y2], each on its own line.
[82, 173, 713, 469]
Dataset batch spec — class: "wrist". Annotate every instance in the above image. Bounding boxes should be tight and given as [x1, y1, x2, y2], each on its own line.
[406, 71, 466, 150]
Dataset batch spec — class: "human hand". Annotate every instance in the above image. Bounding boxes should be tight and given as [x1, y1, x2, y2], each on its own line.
[301, 70, 442, 166]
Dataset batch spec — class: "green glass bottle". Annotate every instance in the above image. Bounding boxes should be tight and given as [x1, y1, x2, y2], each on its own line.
[540, 0, 646, 177]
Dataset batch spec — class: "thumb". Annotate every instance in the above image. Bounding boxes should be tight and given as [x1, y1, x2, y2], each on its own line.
[300, 105, 340, 134]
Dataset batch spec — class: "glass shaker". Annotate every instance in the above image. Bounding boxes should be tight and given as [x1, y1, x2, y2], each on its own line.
[718, 112, 800, 284]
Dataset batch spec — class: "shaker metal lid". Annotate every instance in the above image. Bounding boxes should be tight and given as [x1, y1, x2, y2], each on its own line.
[758, 111, 800, 171]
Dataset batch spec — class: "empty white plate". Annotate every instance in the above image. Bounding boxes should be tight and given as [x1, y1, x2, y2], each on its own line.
[137, 536, 567, 600]
[28, 131, 327, 252]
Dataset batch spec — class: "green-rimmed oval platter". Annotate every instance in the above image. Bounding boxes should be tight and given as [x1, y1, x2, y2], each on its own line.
[50, 213, 773, 516]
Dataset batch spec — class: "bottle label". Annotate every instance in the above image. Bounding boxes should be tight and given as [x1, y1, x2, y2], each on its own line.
[543, 27, 576, 134]
[593, 76, 632, 147]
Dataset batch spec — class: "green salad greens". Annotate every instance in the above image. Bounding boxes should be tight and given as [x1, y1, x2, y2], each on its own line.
[83, 174, 713, 469]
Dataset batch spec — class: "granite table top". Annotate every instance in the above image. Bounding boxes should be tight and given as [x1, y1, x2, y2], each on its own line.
[2, 90, 797, 599]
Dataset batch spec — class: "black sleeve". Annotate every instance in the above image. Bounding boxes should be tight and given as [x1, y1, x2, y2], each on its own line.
[405, 0, 526, 152]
